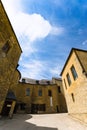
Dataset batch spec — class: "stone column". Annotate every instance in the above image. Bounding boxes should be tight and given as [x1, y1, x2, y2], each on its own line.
[9, 101, 16, 119]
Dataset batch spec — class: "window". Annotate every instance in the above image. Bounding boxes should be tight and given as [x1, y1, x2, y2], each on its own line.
[48, 90, 52, 96]
[26, 88, 30, 96]
[38, 90, 42, 96]
[2, 41, 10, 53]
[22, 78, 26, 83]
[66, 73, 71, 86]
[47, 81, 50, 85]
[58, 86, 61, 93]
[20, 103, 26, 110]
[71, 65, 78, 80]
[36, 80, 39, 84]
[71, 93, 75, 102]
[64, 79, 67, 89]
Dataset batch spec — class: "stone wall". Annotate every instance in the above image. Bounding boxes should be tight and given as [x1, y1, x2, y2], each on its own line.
[0, 2, 22, 114]
[16, 81, 66, 114]
[62, 50, 87, 114]
[52, 78, 67, 112]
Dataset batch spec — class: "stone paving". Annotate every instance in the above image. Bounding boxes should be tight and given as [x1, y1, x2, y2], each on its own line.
[0, 113, 87, 130]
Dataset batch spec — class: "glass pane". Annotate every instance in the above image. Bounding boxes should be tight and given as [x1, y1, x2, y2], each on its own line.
[71, 66, 78, 80]
[66, 73, 71, 86]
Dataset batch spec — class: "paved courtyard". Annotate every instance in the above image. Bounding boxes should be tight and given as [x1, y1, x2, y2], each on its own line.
[0, 113, 87, 130]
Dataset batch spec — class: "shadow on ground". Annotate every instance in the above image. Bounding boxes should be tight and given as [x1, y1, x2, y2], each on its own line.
[0, 114, 58, 130]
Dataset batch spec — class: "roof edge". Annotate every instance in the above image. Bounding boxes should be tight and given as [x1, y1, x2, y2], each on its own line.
[60, 48, 87, 76]
[0, 1, 22, 53]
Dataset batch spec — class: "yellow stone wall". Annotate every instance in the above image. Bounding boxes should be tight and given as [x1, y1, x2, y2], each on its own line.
[61, 51, 87, 114]
[52, 78, 67, 112]
[16, 81, 66, 114]
[9, 70, 21, 96]
[0, 1, 22, 114]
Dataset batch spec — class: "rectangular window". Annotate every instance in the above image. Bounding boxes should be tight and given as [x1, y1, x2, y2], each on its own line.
[48, 90, 52, 96]
[2, 41, 10, 53]
[71, 65, 78, 80]
[66, 73, 71, 86]
[26, 88, 30, 96]
[38, 90, 42, 96]
[64, 79, 67, 89]
[58, 86, 61, 93]
[71, 93, 75, 102]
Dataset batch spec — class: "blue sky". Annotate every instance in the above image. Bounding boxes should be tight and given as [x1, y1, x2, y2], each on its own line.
[2, 0, 87, 79]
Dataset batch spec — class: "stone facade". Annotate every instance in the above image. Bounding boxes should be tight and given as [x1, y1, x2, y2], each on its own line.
[16, 78, 67, 114]
[0, 1, 22, 116]
[1, 0, 87, 121]
[52, 78, 67, 113]
[61, 48, 87, 115]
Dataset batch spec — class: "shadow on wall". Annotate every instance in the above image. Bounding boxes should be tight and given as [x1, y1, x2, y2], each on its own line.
[58, 93, 68, 113]
[0, 114, 58, 130]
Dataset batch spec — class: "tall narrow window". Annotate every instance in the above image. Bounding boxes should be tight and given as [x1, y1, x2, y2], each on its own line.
[58, 86, 61, 93]
[66, 73, 71, 86]
[71, 65, 78, 80]
[38, 90, 42, 96]
[71, 93, 75, 102]
[64, 79, 67, 89]
[2, 41, 10, 53]
[48, 90, 52, 96]
[26, 88, 30, 96]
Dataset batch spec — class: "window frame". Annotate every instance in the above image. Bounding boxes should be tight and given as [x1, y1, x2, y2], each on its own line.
[71, 93, 75, 102]
[63, 79, 67, 89]
[66, 73, 71, 86]
[58, 86, 61, 93]
[48, 90, 52, 96]
[26, 88, 30, 96]
[38, 89, 42, 96]
[2, 41, 10, 54]
[71, 65, 78, 80]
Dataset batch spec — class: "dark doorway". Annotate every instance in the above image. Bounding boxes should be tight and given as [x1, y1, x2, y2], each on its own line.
[1, 101, 12, 116]
[56, 105, 59, 113]
[31, 104, 46, 114]
[16, 103, 26, 113]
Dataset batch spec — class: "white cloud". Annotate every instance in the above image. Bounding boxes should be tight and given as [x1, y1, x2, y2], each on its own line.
[2, 0, 64, 79]
[19, 59, 61, 79]
[2, 0, 64, 43]
[19, 60, 47, 79]
[50, 66, 61, 76]
[50, 26, 64, 35]
[2, 0, 21, 15]
[82, 40, 87, 45]
[13, 12, 52, 42]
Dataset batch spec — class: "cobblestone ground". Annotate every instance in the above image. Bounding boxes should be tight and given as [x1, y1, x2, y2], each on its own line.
[0, 113, 87, 130]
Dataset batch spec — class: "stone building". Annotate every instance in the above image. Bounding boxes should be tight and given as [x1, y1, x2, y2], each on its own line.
[61, 48, 87, 117]
[52, 78, 67, 113]
[0, 1, 22, 117]
[0, 1, 67, 117]
[15, 78, 67, 114]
